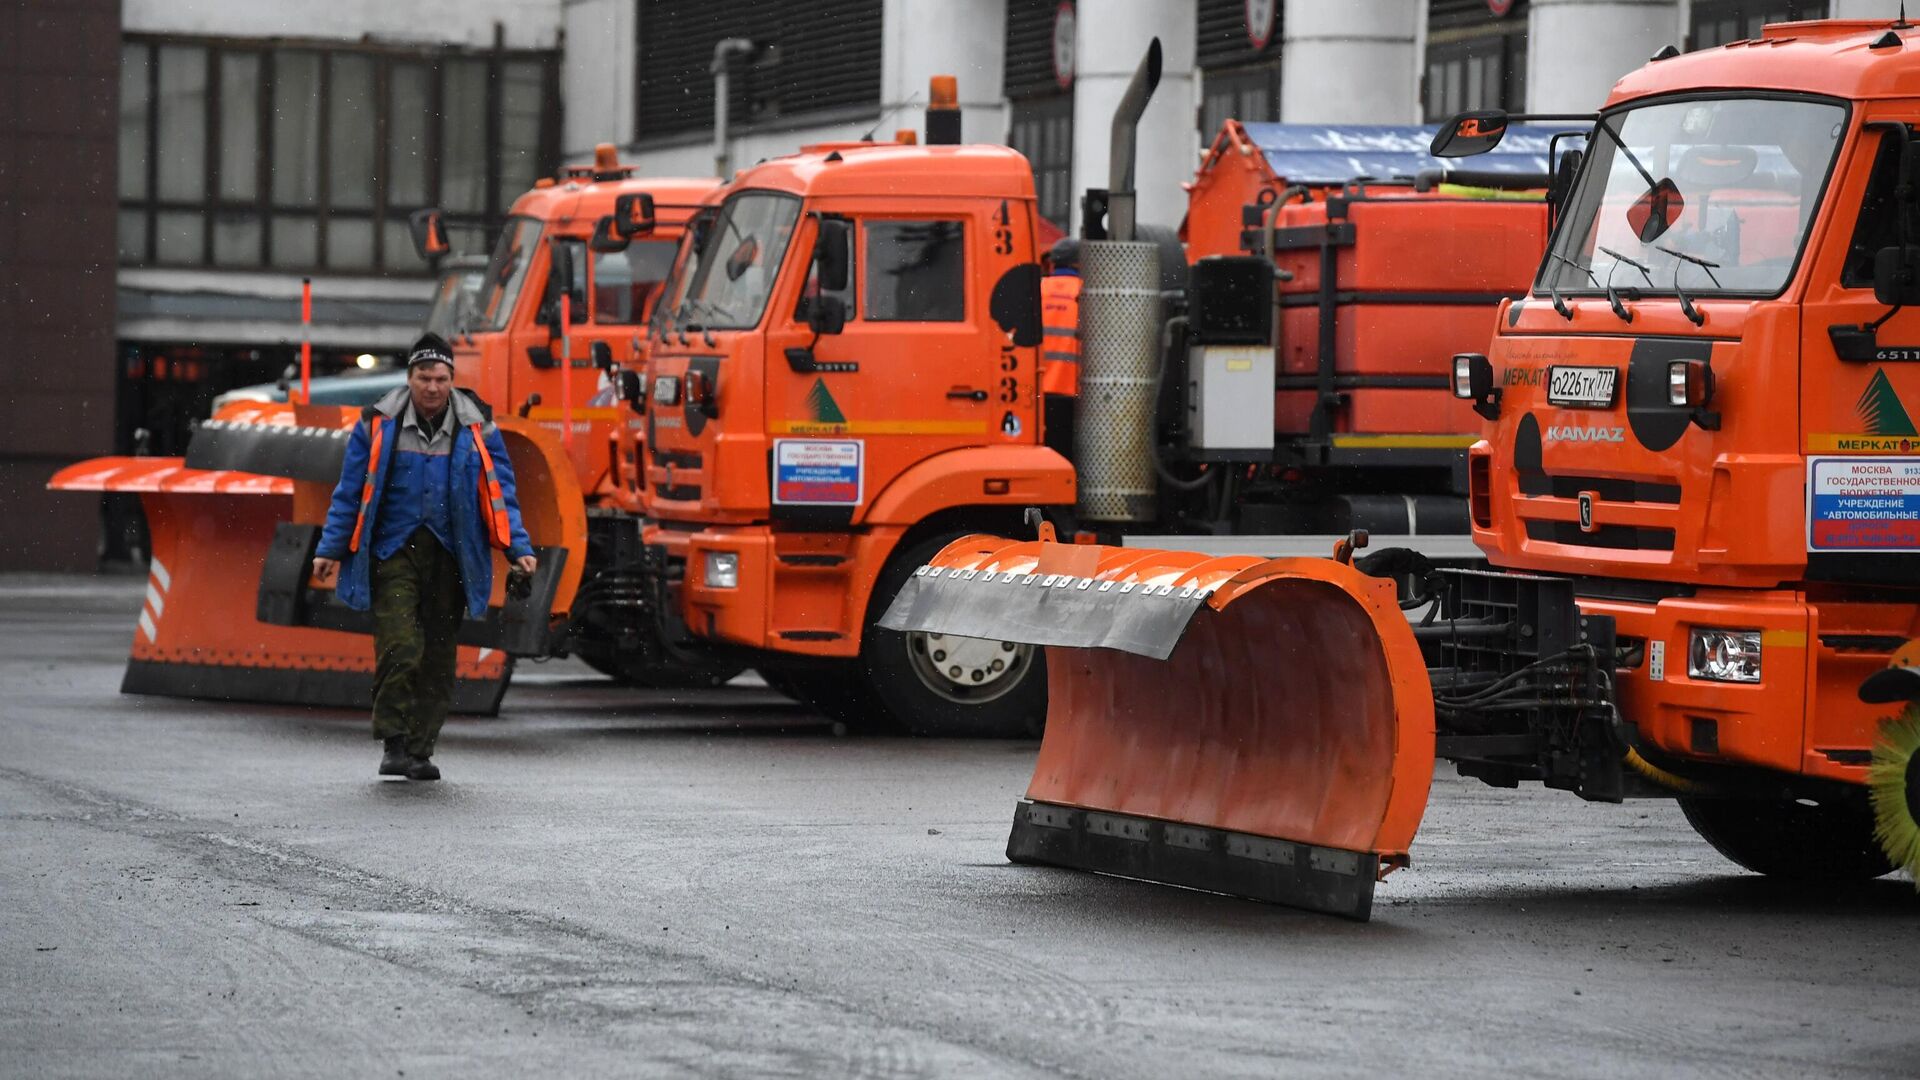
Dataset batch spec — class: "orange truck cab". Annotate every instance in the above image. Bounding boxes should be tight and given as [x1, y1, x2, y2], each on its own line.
[423, 150, 719, 519]
[640, 131, 1075, 735]
[628, 67, 1574, 737]
[1437, 18, 1920, 873]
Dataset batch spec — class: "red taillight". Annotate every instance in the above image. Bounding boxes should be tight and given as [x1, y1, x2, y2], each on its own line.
[1469, 453, 1491, 529]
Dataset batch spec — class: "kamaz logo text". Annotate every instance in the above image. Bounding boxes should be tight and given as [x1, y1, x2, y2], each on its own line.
[1544, 425, 1626, 443]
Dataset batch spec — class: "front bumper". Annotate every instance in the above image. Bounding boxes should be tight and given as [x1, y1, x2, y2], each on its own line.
[1583, 588, 1905, 784]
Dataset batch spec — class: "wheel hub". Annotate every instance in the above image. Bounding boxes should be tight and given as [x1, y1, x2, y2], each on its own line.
[904, 631, 1033, 704]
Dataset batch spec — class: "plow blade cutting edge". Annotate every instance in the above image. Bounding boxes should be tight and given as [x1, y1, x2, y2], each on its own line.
[880, 535, 1435, 920]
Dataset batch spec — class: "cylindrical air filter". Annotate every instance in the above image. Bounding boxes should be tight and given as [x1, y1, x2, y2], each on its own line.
[1074, 239, 1162, 522]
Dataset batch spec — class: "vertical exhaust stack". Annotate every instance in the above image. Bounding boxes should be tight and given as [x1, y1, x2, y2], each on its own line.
[1075, 39, 1164, 523]
[925, 75, 961, 145]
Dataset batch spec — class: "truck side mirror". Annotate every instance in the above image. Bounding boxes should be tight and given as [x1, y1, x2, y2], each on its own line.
[590, 215, 629, 253]
[614, 193, 656, 238]
[1431, 110, 1510, 158]
[815, 218, 852, 293]
[590, 340, 614, 371]
[407, 208, 450, 260]
[1626, 178, 1684, 244]
[1873, 245, 1920, 306]
[807, 294, 847, 336]
[1546, 149, 1583, 215]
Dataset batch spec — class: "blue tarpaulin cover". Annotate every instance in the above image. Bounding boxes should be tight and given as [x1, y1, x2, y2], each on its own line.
[1236, 123, 1582, 186]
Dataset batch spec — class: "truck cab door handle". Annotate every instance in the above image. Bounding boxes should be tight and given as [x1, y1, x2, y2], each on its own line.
[947, 387, 989, 402]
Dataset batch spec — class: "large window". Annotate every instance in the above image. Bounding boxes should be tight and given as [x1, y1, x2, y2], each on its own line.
[1689, 2, 1827, 49]
[635, 0, 882, 142]
[118, 36, 560, 274]
[865, 220, 965, 322]
[669, 193, 803, 331]
[1196, 0, 1281, 138]
[1009, 96, 1074, 232]
[1423, 1, 1527, 122]
[1538, 96, 1847, 299]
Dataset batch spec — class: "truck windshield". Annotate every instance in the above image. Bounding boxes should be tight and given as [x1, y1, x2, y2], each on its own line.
[476, 216, 543, 331]
[1538, 96, 1846, 299]
[667, 192, 801, 331]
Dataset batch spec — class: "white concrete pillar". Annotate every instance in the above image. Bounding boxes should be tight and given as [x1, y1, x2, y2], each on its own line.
[1526, 0, 1680, 113]
[1279, 0, 1420, 125]
[1072, 0, 1197, 233]
[880, 0, 1008, 147]
[562, 0, 636, 157]
[1830, 0, 1904, 19]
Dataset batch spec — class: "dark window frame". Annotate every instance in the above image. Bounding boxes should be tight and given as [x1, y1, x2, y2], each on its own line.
[119, 33, 561, 275]
[1686, 2, 1828, 50]
[1009, 94, 1074, 232]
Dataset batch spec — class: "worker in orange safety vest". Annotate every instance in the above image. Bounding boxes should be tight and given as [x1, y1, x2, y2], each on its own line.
[1040, 237, 1081, 457]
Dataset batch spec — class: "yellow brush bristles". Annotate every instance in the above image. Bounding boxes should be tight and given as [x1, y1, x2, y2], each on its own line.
[1868, 704, 1920, 887]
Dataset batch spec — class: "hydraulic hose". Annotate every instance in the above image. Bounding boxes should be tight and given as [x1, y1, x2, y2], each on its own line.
[1149, 315, 1221, 492]
[1624, 746, 1710, 794]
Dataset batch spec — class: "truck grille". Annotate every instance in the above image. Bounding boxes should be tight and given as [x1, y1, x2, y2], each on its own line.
[1524, 520, 1675, 551]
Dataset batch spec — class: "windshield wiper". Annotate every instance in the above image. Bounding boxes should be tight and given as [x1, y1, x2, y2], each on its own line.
[1597, 245, 1653, 324]
[1654, 243, 1723, 327]
[1544, 251, 1599, 319]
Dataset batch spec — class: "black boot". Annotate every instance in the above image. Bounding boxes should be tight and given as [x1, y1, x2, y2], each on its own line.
[407, 756, 441, 781]
[379, 736, 410, 777]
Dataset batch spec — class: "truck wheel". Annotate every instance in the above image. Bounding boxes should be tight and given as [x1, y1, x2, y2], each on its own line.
[858, 532, 1047, 739]
[765, 663, 893, 733]
[1678, 792, 1894, 881]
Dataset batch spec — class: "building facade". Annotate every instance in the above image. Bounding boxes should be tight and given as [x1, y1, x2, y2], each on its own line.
[1, 0, 1899, 567]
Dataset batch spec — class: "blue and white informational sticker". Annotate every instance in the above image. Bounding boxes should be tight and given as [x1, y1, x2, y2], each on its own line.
[1808, 456, 1920, 551]
[772, 439, 863, 506]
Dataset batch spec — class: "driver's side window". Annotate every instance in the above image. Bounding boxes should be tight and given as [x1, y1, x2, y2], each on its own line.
[1843, 129, 1907, 288]
[794, 218, 856, 322]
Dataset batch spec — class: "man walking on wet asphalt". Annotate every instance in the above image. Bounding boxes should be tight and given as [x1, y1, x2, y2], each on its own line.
[311, 332, 538, 781]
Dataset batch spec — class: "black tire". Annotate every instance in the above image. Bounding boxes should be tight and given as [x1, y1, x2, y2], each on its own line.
[1678, 791, 1895, 881]
[769, 662, 895, 733]
[754, 666, 806, 701]
[577, 648, 742, 690]
[856, 532, 1047, 739]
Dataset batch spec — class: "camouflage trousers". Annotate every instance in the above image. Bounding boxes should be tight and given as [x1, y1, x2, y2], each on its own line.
[371, 528, 465, 758]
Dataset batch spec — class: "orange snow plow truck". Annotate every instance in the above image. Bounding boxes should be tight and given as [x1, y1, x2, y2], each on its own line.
[50, 149, 721, 711]
[884, 19, 1920, 917]
[58, 55, 1560, 730]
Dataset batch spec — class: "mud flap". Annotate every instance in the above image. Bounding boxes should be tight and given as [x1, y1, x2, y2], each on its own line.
[881, 535, 1436, 920]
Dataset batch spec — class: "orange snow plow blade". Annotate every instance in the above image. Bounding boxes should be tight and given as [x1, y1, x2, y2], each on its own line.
[880, 534, 1435, 920]
[49, 404, 585, 715]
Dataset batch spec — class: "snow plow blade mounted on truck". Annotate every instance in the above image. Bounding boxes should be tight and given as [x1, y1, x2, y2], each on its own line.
[48, 402, 584, 714]
[882, 529, 1437, 920]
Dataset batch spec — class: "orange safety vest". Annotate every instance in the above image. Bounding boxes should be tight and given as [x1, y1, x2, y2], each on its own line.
[467, 423, 514, 552]
[347, 414, 513, 553]
[1039, 273, 1081, 397]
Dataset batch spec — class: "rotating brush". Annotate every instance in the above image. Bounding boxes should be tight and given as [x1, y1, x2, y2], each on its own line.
[1868, 704, 1920, 886]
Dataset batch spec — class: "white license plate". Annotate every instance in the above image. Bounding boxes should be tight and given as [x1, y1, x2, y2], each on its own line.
[1547, 366, 1618, 408]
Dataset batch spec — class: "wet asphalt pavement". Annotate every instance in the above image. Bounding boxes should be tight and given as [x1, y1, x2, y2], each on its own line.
[2, 574, 1916, 1079]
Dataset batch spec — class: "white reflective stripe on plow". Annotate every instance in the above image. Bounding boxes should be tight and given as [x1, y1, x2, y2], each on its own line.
[145, 583, 165, 618]
[149, 557, 171, 592]
[477, 648, 493, 662]
[138, 609, 157, 643]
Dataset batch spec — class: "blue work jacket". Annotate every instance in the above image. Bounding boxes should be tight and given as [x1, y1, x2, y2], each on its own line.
[316, 387, 535, 618]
